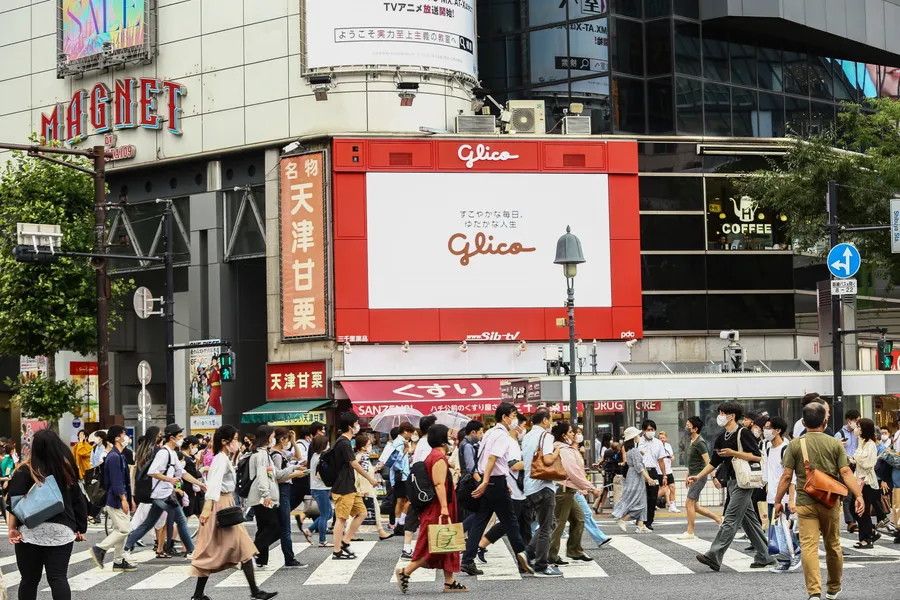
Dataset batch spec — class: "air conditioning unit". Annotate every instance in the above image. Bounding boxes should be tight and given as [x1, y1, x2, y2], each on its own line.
[455, 114, 497, 134]
[506, 100, 546, 135]
[562, 116, 592, 135]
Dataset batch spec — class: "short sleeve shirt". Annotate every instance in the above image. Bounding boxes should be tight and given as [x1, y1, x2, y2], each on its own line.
[478, 425, 512, 476]
[709, 427, 761, 483]
[523, 426, 557, 497]
[505, 438, 525, 501]
[148, 446, 182, 500]
[782, 432, 849, 506]
[638, 437, 667, 472]
[686, 436, 709, 477]
[331, 436, 357, 496]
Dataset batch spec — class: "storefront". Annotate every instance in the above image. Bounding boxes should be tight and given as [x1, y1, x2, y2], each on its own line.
[242, 360, 333, 432]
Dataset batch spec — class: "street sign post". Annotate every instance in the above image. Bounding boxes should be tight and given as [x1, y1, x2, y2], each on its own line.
[891, 199, 900, 254]
[831, 279, 857, 296]
[137, 360, 152, 385]
[827, 243, 861, 279]
[133, 286, 155, 320]
[136, 361, 152, 436]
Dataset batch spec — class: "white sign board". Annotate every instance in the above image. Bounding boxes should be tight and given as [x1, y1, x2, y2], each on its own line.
[137, 360, 152, 385]
[529, 0, 609, 96]
[831, 279, 857, 296]
[365, 172, 612, 309]
[891, 198, 900, 253]
[305, 0, 477, 76]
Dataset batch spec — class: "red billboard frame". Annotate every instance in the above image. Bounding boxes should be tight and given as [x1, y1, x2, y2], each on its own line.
[331, 137, 642, 343]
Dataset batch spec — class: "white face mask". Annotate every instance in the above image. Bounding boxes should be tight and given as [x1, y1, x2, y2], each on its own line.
[752, 427, 761, 439]
[411, 434, 420, 443]
[352, 424, 361, 435]
[507, 419, 519, 432]
[716, 414, 729, 427]
[882, 434, 890, 442]
[763, 429, 775, 442]
[175, 438, 184, 448]
[848, 421, 858, 430]
[576, 434, 584, 444]
[645, 430, 656, 440]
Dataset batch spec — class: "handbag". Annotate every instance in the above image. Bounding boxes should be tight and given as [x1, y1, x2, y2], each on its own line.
[530, 433, 567, 482]
[799, 438, 848, 509]
[9, 470, 65, 530]
[427, 516, 466, 554]
[733, 428, 766, 490]
[215, 505, 244, 528]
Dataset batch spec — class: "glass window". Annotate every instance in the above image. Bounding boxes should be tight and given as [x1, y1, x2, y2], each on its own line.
[612, 18, 644, 76]
[614, 0, 642, 18]
[706, 255, 794, 290]
[758, 92, 784, 137]
[642, 254, 706, 290]
[673, 0, 699, 18]
[647, 77, 675, 133]
[639, 176, 703, 210]
[731, 87, 758, 137]
[703, 37, 729, 82]
[643, 294, 707, 330]
[674, 21, 701, 76]
[782, 51, 808, 96]
[706, 178, 788, 250]
[704, 82, 731, 136]
[810, 101, 834, 135]
[707, 293, 794, 330]
[638, 142, 704, 173]
[785, 96, 809, 136]
[808, 56, 833, 100]
[646, 19, 672, 76]
[644, 0, 671, 18]
[614, 77, 646, 133]
[640, 214, 706, 250]
[832, 59, 861, 102]
[758, 47, 783, 92]
[675, 76, 703, 134]
[730, 43, 756, 87]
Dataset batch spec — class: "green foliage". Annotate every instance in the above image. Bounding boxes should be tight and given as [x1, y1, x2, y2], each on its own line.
[0, 148, 132, 364]
[734, 98, 900, 287]
[6, 375, 84, 424]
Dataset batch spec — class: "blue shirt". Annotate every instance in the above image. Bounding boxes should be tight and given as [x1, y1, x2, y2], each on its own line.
[103, 447, 131, 509]
[522, 425, 557, 497]
[835, 425, 858, 456]
[391, 437, 410, 481]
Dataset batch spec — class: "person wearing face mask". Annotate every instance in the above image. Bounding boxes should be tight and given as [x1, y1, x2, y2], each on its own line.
[688, 402, 775, 572]
[679, 417, 722, 540]
[123, 423, 196, 559]
[190, 425, 276, 600]
[612, 427, 654, 533]
[764, 417, 801, 572]
[89, 425, 138, 573]
[637, 420, 668, 531]
[331, 411, 378, 561]
[658, 431, 677, 513]
[835, 409, 862, 534]
[247, 425, 287, 570]
[400, 417, 437, 559]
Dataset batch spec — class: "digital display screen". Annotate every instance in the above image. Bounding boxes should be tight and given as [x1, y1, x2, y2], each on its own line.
[62, 0, 146, 62]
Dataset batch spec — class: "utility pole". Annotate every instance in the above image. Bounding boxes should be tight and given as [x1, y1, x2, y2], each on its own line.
[162, 201, 176, 425]
[827, 180, 843, 431]
[92, 145, 111, 429]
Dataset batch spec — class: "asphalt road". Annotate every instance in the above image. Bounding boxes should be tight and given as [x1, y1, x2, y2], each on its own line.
[0, 516, 897, 600]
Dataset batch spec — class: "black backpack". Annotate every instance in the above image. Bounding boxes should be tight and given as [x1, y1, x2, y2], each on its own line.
[133, 447, 168, 505]
[235, 453, 254, 498]
[316, 446, 339, 488]
[408, 460, 436, 510]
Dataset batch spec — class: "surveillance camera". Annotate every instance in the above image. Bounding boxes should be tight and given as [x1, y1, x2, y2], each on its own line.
[283, 141, 301, 154]
[719, 330, 739, 342]
[401, 341, 410, 353]
[459, 341, 468, 353]
[342, 341, 352, 354]
[625, 339, 639, 349]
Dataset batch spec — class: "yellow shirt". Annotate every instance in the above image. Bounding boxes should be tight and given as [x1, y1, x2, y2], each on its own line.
[73, 442, 93, 479]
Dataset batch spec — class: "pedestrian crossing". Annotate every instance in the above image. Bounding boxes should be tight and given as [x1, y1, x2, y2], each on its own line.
[0, 530, 894, 591]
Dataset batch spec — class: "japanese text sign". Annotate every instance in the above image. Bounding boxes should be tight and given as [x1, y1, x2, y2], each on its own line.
[267, 361, 328, 401]
[281, 152, 328, 339]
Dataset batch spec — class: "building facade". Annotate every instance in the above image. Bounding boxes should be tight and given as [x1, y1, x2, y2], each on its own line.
[1, 0, 899, 452]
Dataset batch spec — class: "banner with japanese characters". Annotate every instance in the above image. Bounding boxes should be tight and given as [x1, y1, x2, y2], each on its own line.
[281, 152, 329, 340]
[70, 362, 99, 423]
[189, 342, 223, 417]
[305, 0, 477, 76]
[266, 361, 328, 401]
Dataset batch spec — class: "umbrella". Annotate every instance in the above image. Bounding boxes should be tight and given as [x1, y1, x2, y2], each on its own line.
[432, 410, 472, 431]
[368, 406, 423, 434]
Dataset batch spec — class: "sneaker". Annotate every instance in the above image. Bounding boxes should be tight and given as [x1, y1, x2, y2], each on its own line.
[400, 550, 413, 561]
[808, 596, 822, 600]
[750, 560, 776, 569]
[255, 562, 273, 571]
[734, 531, 747, 540]
[677, 533, 695, 540]
[695, 554, 720, 572]
[770, 562, 790, 573]
[534, 565, 563, 577]
[89, 546, 107, 569]
[569, 555, 593, 562]
[516, 552, 535, 574]
[551, 558, 569, 565]
[597, 538, 612, 549]
[789, 555, 802, 571]
[635, 525, 650, 534]
[644, 523, 654, 531]
[460, 562, 483, 576]
[825, 588, 842, 600]
[668, 503, 679, 513]
[184, 553, 194, 560]
[283, 559, 308, 568]
[616, 519, 628, 533]
[475, 547, 488, 564]
[250, 590, 277, 600]
[112, 560, 137, 572]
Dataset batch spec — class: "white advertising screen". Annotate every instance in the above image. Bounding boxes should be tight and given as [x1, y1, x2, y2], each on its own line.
[366, 172, 612, 309]
[305, 0, 477, 76]
[529, 0, 609, 96]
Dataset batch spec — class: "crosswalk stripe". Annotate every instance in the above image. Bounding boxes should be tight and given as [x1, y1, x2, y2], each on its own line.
[391, 556, 437, 583]
[839, 537, 900, 558]
[477, 540, 521, 581]
[216, 543, 308, 588]
[557, 558, 608, 578]
[660, 534, 757, 573]
[304, 541, 377, 585]
[607, 535, 694, 575]
[5, 548, 95, 589]
[51, 550, 157, 591]
[129, 565, 193, 589]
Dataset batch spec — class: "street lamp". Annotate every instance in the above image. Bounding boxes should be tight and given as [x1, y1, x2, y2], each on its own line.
[554, 225, 585, 428]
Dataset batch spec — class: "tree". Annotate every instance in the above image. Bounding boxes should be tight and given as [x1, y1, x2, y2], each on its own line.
[734, 98, 900, 287]
[0, 147, 132, 422]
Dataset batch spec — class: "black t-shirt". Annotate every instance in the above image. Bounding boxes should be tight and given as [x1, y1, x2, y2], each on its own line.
[331, 435, 357, 496]
[709, 427, 761, 483]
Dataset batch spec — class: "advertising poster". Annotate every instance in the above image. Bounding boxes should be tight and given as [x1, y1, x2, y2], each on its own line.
[62, 0, 146, 61]
[70, 362, 99, 423]
[189, 342, 222, 417]
[305, 0, 477, 76]
[529, 0, 608, 96]
[19, 356, 48, 382]
[281, 152, 328, 339]
[20, 420, 49, 461]
[834, 60, 900, 99]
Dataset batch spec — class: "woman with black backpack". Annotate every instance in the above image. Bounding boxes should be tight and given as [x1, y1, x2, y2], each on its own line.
[305, 435, 333, 547]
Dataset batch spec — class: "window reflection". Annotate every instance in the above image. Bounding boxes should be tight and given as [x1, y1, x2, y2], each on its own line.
[758, 48, 783, 91]
[758, 92, 785, 138]
[782, 51, 808, 96]
[704, 83, 731, 136]
[639, 176, 703, 211]
[703, 37, 729, 82]
[613, 18, 644, 76]
[674, 21, 701, 76]
[808, 56, 832, 100]
[646, 19, 672, 76]
[731, 87, 758, 137]
[641, 214, 706, 250]
[647, 78, 675, 133]
[614, 77, 646, 132]
[785, 96, 810, 136]
[675, 77, 703, 134]
[730, 43, 756, 86]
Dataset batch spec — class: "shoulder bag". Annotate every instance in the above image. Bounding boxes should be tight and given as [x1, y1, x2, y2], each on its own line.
[733, 427, 766, 490]
[530, 433, 567, 482]
[798, 437, 848, 509]
[9, 468, 65, 529]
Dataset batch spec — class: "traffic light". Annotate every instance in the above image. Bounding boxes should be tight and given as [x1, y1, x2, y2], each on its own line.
[13, 245, 59, 264]
[218, 350, 236, 381]
[877, 339, 894, 371]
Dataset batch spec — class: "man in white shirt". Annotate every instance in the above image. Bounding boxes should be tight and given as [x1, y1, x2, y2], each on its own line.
[638, 420, 668, 530]
[124, 423, 196, 557]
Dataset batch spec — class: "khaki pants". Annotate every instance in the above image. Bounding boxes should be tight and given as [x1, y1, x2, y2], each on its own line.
[796, 502, 843, 597]
[549, 488, 585, 562]
[98, 506, 131, 561]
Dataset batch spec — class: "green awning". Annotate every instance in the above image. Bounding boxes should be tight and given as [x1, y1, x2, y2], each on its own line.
[241, 400, 329, 424]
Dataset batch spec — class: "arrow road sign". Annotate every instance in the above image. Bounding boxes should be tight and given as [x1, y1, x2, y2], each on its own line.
[137, 360, 152, 385]
[133, 286, 154, 319]
[827, 243, 861, 279]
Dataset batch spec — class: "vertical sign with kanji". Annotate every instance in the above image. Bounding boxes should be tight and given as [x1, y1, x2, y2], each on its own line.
[281, 151, 328, 339]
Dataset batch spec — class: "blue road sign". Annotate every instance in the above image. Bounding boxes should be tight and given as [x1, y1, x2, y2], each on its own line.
[827, 243, 861, 279]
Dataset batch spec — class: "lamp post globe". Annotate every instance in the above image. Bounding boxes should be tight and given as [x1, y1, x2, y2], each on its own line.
[554, 225, 585, 428]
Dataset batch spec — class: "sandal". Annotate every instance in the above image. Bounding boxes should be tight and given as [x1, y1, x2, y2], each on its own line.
[155, 551, 173, 559]
[853, 541, 873, 549]
[396, 568, 410, 594]
[302, 529, 312, 544]
[318, 542, 333, 548]
[443, 580, 469, 593]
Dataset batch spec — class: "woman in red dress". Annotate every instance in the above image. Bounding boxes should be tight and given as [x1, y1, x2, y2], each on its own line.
[206, 359, 222, 414]
[396, 424, 468, 594]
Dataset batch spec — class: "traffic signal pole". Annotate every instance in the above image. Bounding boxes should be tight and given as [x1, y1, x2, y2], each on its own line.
[163, 201, 176, 426]
[92, 146, 111, 429]
[828, 180, 842, 431]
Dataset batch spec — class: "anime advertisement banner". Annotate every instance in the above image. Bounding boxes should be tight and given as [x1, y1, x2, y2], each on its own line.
[62, 0, 147, 62]
[70, 361, 99, 423]
[189, 341, 223, 418]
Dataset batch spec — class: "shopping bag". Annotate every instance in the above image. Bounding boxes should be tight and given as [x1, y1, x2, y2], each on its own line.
[767, 524, 780, 556]
[427, 517, 466, 554]
[774, 514, 795, 558]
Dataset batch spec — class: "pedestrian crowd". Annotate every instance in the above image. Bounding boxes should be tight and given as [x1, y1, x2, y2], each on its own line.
[0, 393, 898, 600]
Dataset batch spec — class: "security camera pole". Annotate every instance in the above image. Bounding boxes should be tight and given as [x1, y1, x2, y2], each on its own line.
[0, 142, 114, 428]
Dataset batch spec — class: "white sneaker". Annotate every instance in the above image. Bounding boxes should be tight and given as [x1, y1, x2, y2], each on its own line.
[734, 532, 747, 540]
[668, 503, 679, 513]
[635, 525, 650, 534]
[616, 519, 628, 533]
[677, 532, 695, 540]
